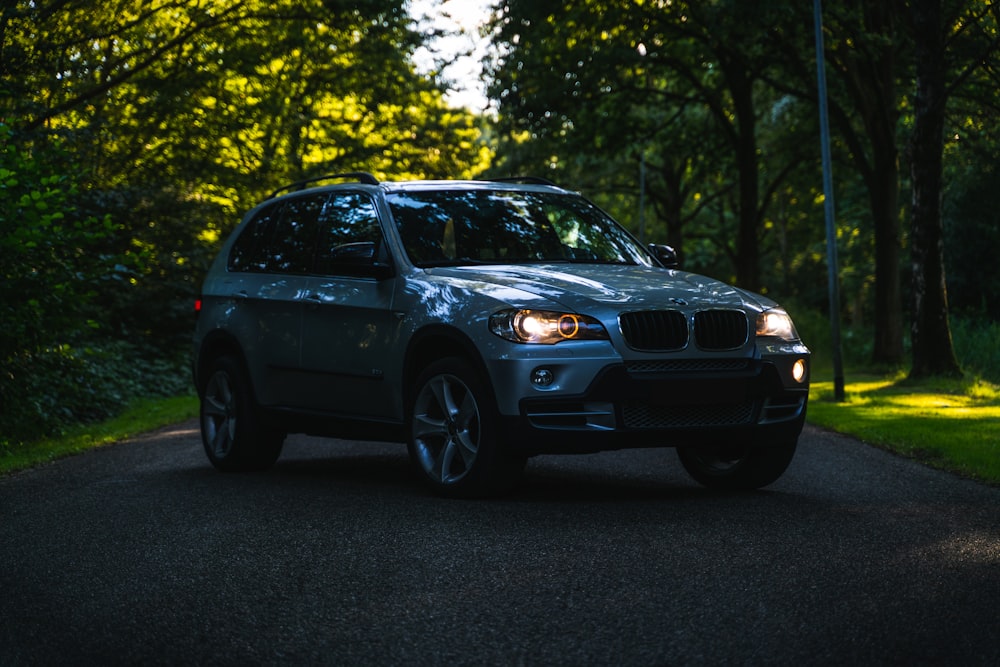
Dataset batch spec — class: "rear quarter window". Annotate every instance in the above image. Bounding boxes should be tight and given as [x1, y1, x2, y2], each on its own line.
[228, 203, 282, 272]
[227, 194, 328, 274]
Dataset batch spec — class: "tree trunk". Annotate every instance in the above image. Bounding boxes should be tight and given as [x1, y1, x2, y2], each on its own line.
[909, 0, 962, 378]
[869, 140, 905, 365]
[859, 1, 905, 365]
[649, 158, 687, 254]
[728, 63, 760, 291]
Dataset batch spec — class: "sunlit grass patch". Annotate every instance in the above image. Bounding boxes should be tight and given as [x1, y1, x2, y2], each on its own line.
[0, 394, 198, 475]
[808, 373, 1000, 485]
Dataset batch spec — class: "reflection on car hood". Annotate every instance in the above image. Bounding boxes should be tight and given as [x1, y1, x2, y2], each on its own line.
[430, 264, 770, 313]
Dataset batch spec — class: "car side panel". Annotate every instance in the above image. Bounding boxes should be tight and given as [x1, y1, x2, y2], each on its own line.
[297, 275, 402, 419]
[201, 272, 306, 407]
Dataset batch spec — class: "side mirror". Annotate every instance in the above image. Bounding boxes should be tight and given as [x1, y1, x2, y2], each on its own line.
[322, 242, 394, 279]
[329, 241, 377, 264]
[648, 243, 679, 269]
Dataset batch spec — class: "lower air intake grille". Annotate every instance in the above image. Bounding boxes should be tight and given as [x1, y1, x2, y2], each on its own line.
[625, 359, 752, 375]
[622, 401, 756, 429]
[694, 310, 749, 350]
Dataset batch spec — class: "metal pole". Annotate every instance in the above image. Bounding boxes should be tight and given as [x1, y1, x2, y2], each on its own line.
[813, 0, 846, 401]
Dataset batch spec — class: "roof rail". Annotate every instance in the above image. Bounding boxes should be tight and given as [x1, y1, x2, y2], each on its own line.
[267, 172, 379, 199]
[487, 176, 560, 187]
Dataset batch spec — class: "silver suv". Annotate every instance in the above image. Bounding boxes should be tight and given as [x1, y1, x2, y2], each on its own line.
[193, 174, 810, 496]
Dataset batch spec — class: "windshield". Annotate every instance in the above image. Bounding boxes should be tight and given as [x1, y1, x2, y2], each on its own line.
[386, 189, 653, 268]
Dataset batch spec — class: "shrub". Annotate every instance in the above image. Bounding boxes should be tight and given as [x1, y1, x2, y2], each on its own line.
[0, 341, 190, 450]
[951, 316, 1000, 383]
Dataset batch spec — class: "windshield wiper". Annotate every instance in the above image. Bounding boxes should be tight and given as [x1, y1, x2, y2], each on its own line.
[560, 258, 634, 265]
[417, 257, 635, 268]
[415, 258, 497, 268]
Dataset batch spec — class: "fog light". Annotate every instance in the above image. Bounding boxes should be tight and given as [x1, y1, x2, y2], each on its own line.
[531, 368, 554, 387]
[792, 359, 807, 383]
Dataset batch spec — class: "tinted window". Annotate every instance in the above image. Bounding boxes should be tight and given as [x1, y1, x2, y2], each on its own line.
[386, 190, 651, 267]
[266, 194, 326, 274]
[314, 193, 384, 275]
[228, 202, 281, 272]
[227, 194, 327, 274]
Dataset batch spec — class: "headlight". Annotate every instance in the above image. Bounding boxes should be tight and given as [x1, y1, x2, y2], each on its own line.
[756, 309, 799, 341]
[489, 309, 609, 344]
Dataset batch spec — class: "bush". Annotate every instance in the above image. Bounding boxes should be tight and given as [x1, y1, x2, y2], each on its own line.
[0, 125, 196, 453]
[0, 341, 190, 451]
[786, 302, 890, 374]
[951, 316, 1000, 383]
[0, 127, 120, 363]
[795, 304, 999, 383]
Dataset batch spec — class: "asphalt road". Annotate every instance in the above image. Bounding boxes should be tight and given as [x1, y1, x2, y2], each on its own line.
[1, 421, 998, 666]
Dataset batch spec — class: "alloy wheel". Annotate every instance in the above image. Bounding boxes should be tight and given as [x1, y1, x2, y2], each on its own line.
[411, 372, 481, 485]
[201, 370, 237, 460]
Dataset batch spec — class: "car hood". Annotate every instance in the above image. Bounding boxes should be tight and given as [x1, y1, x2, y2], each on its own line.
[429, 264, 773, 313]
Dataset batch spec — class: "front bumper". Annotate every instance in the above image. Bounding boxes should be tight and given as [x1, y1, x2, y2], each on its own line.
[496, 356, 809, 455]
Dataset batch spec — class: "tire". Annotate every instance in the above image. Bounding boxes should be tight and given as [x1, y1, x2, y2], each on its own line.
[677, 439, 797, 491]
[408, 357, 525, 498]
[199, 355, 285, 472]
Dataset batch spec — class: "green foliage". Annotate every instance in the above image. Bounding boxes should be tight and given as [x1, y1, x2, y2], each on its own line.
[794, 304, 998, 389]
[486, 0, 837, 295]
[951, 316, 1000, 384]
[0, 128, 118, 356]
[0, 340, 191, 450]
[2, 0, 490, 198]
[72, 184, 224, 348]
[787, 304, 902, 377]
[0, 126, 182, 446]
[943, 158, 1000, 319]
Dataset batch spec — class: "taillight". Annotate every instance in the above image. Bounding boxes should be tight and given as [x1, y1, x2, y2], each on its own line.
[194, 297, 203, 314]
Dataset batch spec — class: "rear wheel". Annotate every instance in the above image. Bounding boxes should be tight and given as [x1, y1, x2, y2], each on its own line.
[408, 357, 525, 497]
[200, 355, 284, 472]
[677, 439, 797, 490]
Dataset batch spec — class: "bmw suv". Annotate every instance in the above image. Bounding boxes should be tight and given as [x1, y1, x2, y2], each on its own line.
[193, 173, 810, 496]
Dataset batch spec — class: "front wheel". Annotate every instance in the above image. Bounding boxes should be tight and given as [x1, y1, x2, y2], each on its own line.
[408, 357, 525, 498]
[677, 439, 797, 490]
[200, 355, 285, 472]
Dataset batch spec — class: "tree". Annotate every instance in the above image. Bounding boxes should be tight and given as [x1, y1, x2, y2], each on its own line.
[908, 0, 959, 377]
[907, 0, 999, 376]
[487, 0, 811, 291]
[763, 1, 908, 364]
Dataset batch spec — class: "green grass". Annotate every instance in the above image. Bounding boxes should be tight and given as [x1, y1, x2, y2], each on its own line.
[808, 372, 1000, 486]
[0, 394, 198, 475]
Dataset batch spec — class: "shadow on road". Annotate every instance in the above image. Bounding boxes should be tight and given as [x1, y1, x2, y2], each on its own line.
[173, 437, 802, 506]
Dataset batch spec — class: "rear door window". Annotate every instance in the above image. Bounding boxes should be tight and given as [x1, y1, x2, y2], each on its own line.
[314, 192, 384, 275]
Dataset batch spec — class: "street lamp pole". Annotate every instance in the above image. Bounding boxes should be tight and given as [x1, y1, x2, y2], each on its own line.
[814, 0, 846, 401]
